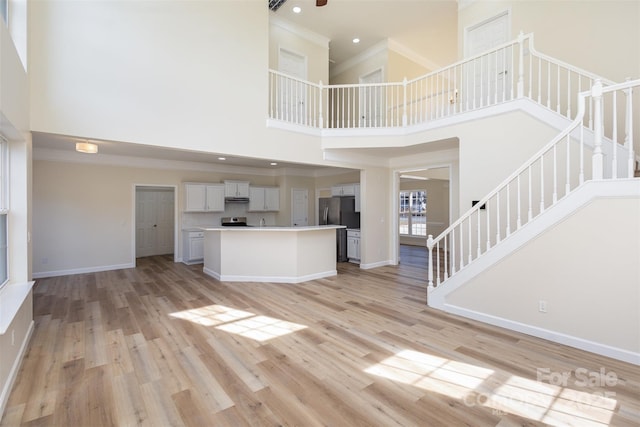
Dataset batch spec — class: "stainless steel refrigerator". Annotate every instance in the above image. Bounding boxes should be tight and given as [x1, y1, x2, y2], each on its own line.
[319, 196, 360, 262]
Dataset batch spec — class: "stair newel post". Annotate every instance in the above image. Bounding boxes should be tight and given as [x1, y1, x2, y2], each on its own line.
[592, 79, 604, 180]
[624, 78, 635, 178]
[318, 80, 324, 129]
[402, 77, 408, 127]
[517, 31, 525, 99]
[427, 235, 434, 294]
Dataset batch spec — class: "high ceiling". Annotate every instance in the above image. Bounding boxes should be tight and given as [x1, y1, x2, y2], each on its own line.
[271, 0, 459, 74]
[34, 0, 461, 170]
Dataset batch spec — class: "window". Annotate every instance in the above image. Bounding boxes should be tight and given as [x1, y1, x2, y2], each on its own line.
[399, 190, 426, 237]
[0, 0, 7, 25]
[0, 137, 8, 289]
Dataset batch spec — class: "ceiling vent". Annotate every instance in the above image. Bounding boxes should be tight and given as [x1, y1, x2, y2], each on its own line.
[268, 0, 287, 12]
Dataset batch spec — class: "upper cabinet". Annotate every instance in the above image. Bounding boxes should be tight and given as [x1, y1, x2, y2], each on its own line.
[331, 184, 356, 197]
[249, 186, 280, 211]
[184, 183, 225, 212]
[224, 180, 250, 198]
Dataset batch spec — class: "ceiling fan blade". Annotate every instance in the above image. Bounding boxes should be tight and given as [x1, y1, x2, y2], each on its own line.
[316, 0, 327, 6]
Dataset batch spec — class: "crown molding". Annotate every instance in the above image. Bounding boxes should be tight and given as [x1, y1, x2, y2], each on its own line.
[458, 0, 477, 11]
[270, 15, 330, 49]
[387, 38, 442, 72]
[330, 39, 389, 79]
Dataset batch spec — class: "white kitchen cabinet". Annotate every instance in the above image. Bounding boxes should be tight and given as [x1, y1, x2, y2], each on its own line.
[184, 183, 224, 212]
[224, 180, 250, 198]
[354, 184, 361, 212]
[347, 229, 361, 263]
[331, 183, 356, 197]
[183, 231, 204, 264]
[249, 186, 280, 211]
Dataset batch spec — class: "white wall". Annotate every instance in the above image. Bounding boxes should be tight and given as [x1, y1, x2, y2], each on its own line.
[445, 196, 640, 358]
[28, 0, 278, 158]
[0, 14, 32, 419]
[360, 167, 393, 268]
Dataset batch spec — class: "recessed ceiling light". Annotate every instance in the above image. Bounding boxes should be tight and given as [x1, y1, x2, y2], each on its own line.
[218, 157, 226, 161]
[75, 140, 98, 154]
[352, 38, 360, 44]
[270, 162, 278, 166]
[292, 6, 301, 13]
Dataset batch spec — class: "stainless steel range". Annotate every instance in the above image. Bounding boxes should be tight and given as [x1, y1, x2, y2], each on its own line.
[221, 216, 249, 227]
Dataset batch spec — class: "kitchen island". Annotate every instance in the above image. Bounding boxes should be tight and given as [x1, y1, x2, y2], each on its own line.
[201, 225, 345, 283]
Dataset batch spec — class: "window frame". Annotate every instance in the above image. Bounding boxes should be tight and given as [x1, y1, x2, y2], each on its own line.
[399, 189, 427, 237]
[0, 136, 9, 289]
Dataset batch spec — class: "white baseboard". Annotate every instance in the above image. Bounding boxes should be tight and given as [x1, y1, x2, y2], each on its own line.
[360, 259, 394, 270]
[0, 319, 34, 419]
[32, 262, 135, 279]
[440, 303, 640, 366]
[203, 267, 337, 284]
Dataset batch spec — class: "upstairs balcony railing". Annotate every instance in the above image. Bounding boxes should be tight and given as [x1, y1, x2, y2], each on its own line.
[268, 32, 615, 132]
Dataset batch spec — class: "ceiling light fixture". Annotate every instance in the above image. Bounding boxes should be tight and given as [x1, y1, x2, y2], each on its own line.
[292, 6, 301, 13]
[270, 162, 278, 166]
[218, 157, 226, 161]
[352, 38, 360, 44]
[75, 140, 98, 154]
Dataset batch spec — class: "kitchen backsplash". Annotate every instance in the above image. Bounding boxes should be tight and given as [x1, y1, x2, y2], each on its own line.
[182, 205, 278, 227]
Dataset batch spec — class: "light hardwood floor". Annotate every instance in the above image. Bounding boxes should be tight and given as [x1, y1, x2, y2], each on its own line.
[2, 255, 638, 426]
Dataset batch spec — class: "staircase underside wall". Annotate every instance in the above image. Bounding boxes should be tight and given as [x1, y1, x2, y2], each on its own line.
[439, 186, 640, 364]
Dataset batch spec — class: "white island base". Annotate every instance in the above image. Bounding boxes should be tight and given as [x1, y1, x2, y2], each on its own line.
[202, 225, 345, 283]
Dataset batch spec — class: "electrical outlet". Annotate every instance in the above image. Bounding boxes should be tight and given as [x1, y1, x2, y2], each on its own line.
[538, 300, 548, 313]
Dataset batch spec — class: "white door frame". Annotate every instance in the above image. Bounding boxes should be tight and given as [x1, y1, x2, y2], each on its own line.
[391, 165, 454, 266]
[131, 184, 179, 266]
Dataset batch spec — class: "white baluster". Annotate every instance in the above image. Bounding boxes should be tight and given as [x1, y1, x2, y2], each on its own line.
[565, 134, 571, 195]
[612, 90, 618, 179]
[451, 228, 456, 274]
[556, 65, 561, 114]
[540, 156, 546, 213]
[318, 80, 328, 129]
[436, 241, 441, 286]
[506, 183, 511, 236]
[486, 198, 491, 251]
[427, 235, 434, 292]
[494, 51, 499, 104]
[592, 79, 604, 180]
[625, 81, 635, 178]
[444, 236, 449, 280]
[402, 78, 408, 127]
[580, 121, 585, 184]
[537, 58, 542, 104]
[567, 72, 572, 118]
[473, 60, 477, 109]
[477, 208, 481, 258]
[547, 62, 551, 109]
[517, 32, 525, 98]
[517, 175, 522, 229]
[528, 165, 533, 221]
[496, 191, 501, 244]
[459, 224, 464, 268]
[468, 218, 472, 264]
[552, 145, 558, 203]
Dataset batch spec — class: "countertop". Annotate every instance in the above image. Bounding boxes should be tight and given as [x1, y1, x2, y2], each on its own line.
[201, 225, 346, 232]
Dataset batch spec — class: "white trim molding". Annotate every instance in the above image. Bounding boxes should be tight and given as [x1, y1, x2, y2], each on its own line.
[203, 266, 337, 284]
[32, 262, 135, 279]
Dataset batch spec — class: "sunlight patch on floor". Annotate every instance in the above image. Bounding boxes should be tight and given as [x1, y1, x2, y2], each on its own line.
[170, 304, 306, 342]
[364, 349, 617, 426]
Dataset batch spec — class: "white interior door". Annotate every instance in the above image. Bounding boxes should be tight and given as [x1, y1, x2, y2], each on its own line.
[291, 188, 308, 226]
[359, 68, 384, 127]
[279, 49, 307, 123]
[135, 187, 174, 258]
[465, 12, 510, 107]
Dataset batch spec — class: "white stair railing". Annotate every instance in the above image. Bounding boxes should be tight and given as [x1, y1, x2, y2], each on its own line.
[268, 33, 616, 130]
[426, 79, 638, 292]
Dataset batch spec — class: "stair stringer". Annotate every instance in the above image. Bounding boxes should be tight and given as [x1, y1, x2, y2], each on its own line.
[428, 179, 640, 365]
